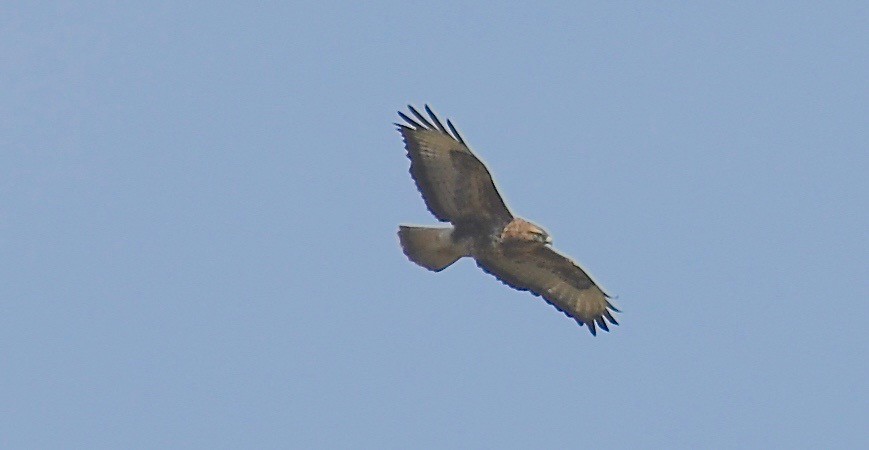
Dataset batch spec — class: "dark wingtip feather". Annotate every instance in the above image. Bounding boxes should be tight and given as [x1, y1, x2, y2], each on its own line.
[424, 104, 449, 133]
[604, 310, 619, 325]
[596, 317, 610, 332]
[606, 300, 622, 313]
[587, 320, 597, 336]
[407, 105, 435, 130]
[400, 105, 465, 145]
[447, 119, 466, 144]
[397, 111, 424, 129]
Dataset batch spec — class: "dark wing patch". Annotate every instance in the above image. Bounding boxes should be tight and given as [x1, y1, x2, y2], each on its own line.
[475, 245, 619, 335]
[397, 105, 513, 226]
[449, 151, 515, 226]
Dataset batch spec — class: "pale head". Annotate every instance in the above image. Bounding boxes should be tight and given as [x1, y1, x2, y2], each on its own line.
[500, 217, 552, 245]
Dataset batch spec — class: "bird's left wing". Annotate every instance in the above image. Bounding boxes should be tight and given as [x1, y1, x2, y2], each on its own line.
[396, 105, 513, 227]
[476, 245, 619, 335]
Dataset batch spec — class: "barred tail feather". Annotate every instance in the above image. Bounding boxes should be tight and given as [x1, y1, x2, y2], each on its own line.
[398, 226, 462, 272]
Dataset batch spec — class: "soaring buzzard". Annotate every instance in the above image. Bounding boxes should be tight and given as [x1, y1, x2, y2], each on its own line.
[396, 105, 619, 335]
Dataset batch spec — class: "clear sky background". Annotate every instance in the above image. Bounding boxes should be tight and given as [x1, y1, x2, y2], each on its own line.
[2, 2, 867, 448]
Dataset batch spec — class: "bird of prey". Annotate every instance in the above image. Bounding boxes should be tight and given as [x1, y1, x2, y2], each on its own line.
[396, 105, 619, 335]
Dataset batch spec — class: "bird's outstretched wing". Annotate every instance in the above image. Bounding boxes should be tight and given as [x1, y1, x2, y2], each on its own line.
[396, 105, 513, 227]
[476, 245, 620, 335]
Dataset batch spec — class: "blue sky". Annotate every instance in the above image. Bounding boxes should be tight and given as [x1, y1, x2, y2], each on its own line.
[2, 2, 867, 448]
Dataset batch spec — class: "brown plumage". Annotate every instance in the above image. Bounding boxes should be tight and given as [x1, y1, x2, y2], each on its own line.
[396, 105, 619, 335]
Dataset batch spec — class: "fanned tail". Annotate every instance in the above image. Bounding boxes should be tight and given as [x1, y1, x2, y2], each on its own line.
[398, 226, 463, 272]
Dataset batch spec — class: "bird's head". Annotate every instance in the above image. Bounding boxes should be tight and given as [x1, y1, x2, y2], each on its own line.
[501, 218, 552, 246]
[529, 226, 553, 245]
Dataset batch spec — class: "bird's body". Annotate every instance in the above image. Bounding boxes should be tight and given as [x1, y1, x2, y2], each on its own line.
[396, 105, 619, 335]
